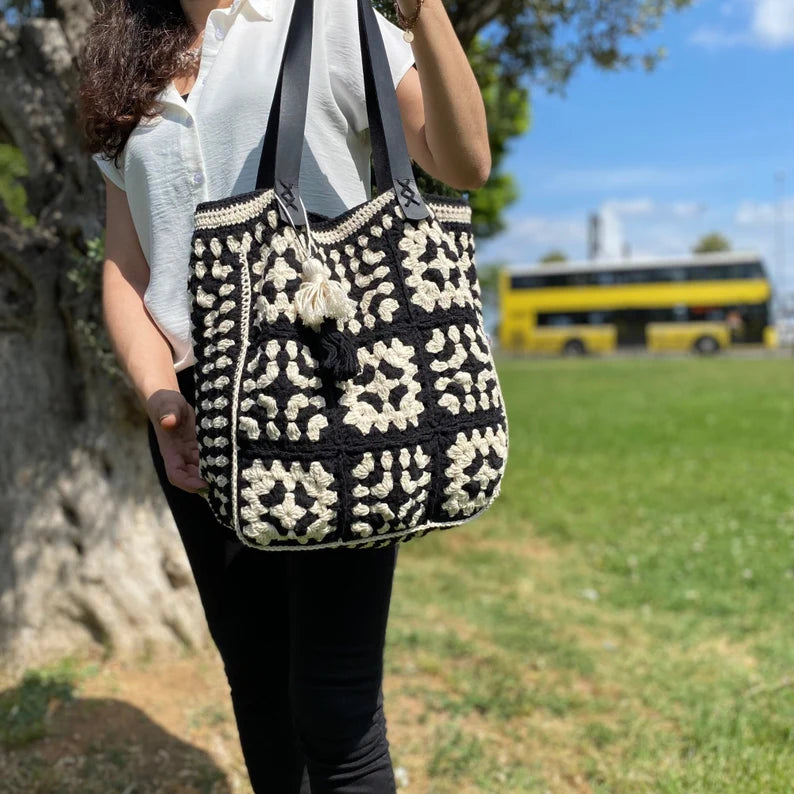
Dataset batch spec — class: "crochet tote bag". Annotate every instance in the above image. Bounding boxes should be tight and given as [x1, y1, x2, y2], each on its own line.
[187, 0, 509, 550]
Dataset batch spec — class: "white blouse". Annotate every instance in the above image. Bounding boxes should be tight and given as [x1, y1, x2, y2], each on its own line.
[92, 0, 415, 373]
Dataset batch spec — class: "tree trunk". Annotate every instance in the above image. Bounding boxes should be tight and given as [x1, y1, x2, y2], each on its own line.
[0, 2, 209, 676]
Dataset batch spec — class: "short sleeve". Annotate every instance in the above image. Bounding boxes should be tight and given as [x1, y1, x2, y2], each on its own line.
[327, 3, 416, 134]
[92, 150, 126, 192]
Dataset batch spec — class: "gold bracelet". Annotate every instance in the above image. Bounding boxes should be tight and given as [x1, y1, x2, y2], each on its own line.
[393, 0, 424, 42]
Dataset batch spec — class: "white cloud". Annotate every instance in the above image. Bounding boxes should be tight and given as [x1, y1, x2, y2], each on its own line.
[508, 215, 586, 248]
[477, 213, 587, 264]
[477, 198, 711, 265]
[547, 167, 682, 191]
[753, 0, 794, 47]
[602, 198, 656, 216]
[545, 165, 729, 192]
[735, 197, 794, 225]
[689, 28, 749, 49]
[596, 199, 707, 258]
[672, 201, 707, 219]
[691, 0, 794, 50]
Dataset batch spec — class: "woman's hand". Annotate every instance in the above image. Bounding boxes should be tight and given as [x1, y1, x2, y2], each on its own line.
[147, 389, 209, 493]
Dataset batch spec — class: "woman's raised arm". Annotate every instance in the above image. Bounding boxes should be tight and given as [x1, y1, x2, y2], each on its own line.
[393, 0, 491, 191]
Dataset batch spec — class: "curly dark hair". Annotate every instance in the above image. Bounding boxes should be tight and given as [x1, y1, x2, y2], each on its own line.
[77, 0, 198, 168]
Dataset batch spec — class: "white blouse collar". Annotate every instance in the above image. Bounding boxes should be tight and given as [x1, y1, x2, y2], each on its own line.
[150, 0, 275, 111]
[242, 0, 275, 20]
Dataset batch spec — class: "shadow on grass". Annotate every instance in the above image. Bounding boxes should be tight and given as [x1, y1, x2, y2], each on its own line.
[0, 669, 230, 794]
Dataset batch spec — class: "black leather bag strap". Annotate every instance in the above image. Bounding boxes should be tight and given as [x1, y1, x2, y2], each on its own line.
[256, 0, 429, 224]
[255, 0, 313, 224]
[357, 0, 428, 220]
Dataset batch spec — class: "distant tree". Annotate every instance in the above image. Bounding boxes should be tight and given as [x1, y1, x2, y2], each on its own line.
[539, 249, 568, 264]
[693, 233, 731, 254]
[476, 261, 504, 306]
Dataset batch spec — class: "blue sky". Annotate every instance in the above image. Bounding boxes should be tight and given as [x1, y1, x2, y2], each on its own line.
[477, 0, 794, 292]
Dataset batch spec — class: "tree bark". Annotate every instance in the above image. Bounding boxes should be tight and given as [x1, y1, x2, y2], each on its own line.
[0, 2, 209, 676]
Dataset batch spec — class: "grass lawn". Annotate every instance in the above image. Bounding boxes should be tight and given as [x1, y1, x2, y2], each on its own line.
[3, 355, 794, 792]
[385, 355, 794, 792]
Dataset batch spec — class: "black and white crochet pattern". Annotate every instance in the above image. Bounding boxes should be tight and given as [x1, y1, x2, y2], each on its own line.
[187, 186, 509, 550]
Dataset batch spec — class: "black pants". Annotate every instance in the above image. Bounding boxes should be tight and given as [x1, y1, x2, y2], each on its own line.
[146, 364, 399, 794]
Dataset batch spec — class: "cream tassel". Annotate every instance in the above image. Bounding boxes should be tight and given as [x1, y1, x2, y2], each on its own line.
[293, 255, 355, 330]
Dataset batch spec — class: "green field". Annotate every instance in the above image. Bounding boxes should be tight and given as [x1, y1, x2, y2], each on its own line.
[386, 355, 794, 793]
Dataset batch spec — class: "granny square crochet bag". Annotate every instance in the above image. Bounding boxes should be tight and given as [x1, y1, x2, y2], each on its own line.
[186, 0, 509, 550]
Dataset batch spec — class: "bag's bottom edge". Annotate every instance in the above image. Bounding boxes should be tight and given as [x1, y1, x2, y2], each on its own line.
[209, 486, 503, 551]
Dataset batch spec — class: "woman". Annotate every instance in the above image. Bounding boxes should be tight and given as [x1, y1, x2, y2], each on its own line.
[78, 0, 490, 791]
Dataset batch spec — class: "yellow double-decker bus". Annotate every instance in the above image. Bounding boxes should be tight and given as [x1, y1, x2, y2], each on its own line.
[498, 252, 773, 355]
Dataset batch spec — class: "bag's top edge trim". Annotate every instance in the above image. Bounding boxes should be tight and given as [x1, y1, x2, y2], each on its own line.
[192, 186, 472, 235]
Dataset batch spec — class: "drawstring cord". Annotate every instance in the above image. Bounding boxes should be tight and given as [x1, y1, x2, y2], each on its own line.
[276, 190, 316, 260]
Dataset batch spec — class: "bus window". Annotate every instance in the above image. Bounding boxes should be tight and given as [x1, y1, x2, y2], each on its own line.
[617, 269, 646, 284]
[686, 265, 726, 280]
[741, 262, 765, 278]
[510, 275, 545, 289]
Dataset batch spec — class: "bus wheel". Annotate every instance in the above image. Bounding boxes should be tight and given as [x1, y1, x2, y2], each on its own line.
[694, 335, 720, 355]
[563, 339, 586, 356]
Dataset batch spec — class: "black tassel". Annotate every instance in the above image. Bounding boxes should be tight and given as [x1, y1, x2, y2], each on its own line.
[318, 319, 359, 381]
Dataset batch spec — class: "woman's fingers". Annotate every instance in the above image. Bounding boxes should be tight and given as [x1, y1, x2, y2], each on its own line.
[178, 473, 210, 491]
[173, 462, 210, 491]
[165, 456, 208, 491]
[162, 438, 208, 492]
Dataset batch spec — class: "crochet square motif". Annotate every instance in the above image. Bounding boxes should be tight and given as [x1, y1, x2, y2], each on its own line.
[188, 187, 509, 549]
